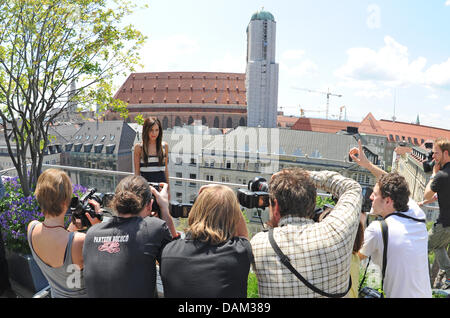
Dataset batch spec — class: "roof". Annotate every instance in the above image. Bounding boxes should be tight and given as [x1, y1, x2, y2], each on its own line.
[67, 121, 136, 155]
[114, 72, 247, 106]
[250, 10, 275, 22]
[291, 117, 360, 134]
[277, 115, 300, 128]
[360, 113, 450, 145]
[291, 112, 450, 146]
[202, 127, 358, 163]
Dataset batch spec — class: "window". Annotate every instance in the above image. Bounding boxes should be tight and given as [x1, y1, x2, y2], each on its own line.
[190, 158, 196, 166]
[206, 175, 214, 181]
[101, 135, 106, 142]
[221, 176, 230, 183]
[176, 192, 183, 203]
[189, 174, 196, 187]
[175, 172, 182, 185]
[226, 161, 231, 169]
[175, 157, 182, 165]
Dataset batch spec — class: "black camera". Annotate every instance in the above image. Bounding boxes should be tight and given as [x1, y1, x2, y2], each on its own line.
[423, 151, 435, 173]
[169, 201, 193, 218]
[148, 182, 193, 218]
[313, 203, 335, 222]
[237, 177, 270, 209]
[361, 186, 373, 213]
[148, 182, 161, 215]
[70, 188, 114, 228]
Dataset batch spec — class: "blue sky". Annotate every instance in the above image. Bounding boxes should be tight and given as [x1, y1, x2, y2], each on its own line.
[119, 0, 450, 130]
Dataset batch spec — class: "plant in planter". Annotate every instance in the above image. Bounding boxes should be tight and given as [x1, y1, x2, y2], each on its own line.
[0, 176, 88, 292]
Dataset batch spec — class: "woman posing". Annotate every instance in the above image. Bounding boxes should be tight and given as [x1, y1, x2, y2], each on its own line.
[134, 117, 169, 187]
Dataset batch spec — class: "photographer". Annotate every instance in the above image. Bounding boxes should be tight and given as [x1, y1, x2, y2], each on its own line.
[82, 175, 174, 298]
[350, 140, 432, 297]
[423, 137, 450, 289]
[250, 167, 362, 298]
[27, 169, 100, 298]
[160, 184, 252, 298]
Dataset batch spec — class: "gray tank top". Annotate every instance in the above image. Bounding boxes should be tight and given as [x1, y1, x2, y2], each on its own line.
[27, 221, 87, 298]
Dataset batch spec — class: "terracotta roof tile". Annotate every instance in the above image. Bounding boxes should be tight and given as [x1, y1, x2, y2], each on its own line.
[114, 72, 247, 106]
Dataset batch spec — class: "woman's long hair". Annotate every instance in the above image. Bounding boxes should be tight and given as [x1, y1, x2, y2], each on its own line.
[187, 185, 242, 245]
[142, 117, 164, 165]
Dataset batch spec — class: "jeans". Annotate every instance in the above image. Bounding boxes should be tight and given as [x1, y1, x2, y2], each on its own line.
[428, 223, 450, 277]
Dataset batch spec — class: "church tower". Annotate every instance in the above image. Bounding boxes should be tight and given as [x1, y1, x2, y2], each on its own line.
[246, 9, 279, 128]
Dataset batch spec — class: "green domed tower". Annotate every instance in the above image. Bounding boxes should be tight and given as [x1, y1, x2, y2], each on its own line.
[246, 9, 279, 128]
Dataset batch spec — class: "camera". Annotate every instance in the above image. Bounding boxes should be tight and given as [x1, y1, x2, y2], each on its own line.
[169, 201, 193, 218]
[148, 182, 161, 215]
[422, 151, 435, 173]
[148, 182, 193, 218]
[361, 186, 373, 213]
[313, 203, 335, 222]
[70, 188, 114, 228]
[237, 177, 270, 209]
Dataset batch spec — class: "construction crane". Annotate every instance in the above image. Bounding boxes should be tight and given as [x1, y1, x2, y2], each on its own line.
[339, 105, 347, 121]
[299, 107, 325, 118]
[292, 87, 343, 119]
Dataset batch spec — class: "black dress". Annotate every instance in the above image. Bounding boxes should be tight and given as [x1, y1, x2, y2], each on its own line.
[140, 154, 167, 183]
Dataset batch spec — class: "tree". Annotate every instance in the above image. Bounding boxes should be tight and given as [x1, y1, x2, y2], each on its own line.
[0, 0, 146, 196]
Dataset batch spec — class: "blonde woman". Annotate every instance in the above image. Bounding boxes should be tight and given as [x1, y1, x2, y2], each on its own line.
[160, 184, 252, 298]
[27, 169, 100, 298]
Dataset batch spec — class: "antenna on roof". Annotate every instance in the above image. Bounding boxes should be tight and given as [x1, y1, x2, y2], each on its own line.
[392, 89, 397, 123]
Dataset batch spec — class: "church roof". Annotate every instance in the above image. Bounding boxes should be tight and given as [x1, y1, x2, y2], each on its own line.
[250, 10, 275, 22]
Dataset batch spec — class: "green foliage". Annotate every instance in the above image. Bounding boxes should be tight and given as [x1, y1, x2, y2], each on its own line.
[0, 176, 88, 254]
[0, 0, 147, 196]
[316, 195, 336, 208]
[247, 272, 259, 298]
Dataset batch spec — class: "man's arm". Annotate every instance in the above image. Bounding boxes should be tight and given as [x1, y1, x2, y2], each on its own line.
[309, 170, 362, 232]
[423, 162, 440, 201]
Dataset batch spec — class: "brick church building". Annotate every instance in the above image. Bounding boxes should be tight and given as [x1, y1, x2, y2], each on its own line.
[107, 71, 249, 129]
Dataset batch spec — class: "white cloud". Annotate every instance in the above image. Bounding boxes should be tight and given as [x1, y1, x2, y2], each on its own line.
[445, 105, 450, 111]
[424, 58, 450, 89]
[281, 49, 306, 60]
[333, 36, 450, 98]
[280, 49, 319, 78]
[446, 0, 450, 6]
[136, 34, 200, 72]
[335, 36, 426, 86]
[207, 52, 246, 73]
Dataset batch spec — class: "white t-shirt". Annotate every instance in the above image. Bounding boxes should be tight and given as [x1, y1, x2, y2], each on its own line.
[360, 199, 432, 298]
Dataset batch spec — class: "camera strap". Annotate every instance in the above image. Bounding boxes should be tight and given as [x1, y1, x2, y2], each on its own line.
[384, 212, 426, 223]
[268, 228, 352, 298]
[358, 219, 388, 293]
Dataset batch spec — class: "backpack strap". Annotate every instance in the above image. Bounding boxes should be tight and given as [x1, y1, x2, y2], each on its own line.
[384, 212, 425, 223]
[380, 220, 388, 289]
[268, 228, 352, 298]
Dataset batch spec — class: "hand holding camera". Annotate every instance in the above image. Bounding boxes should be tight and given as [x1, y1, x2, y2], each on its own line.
[149, 182, 170, 217]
